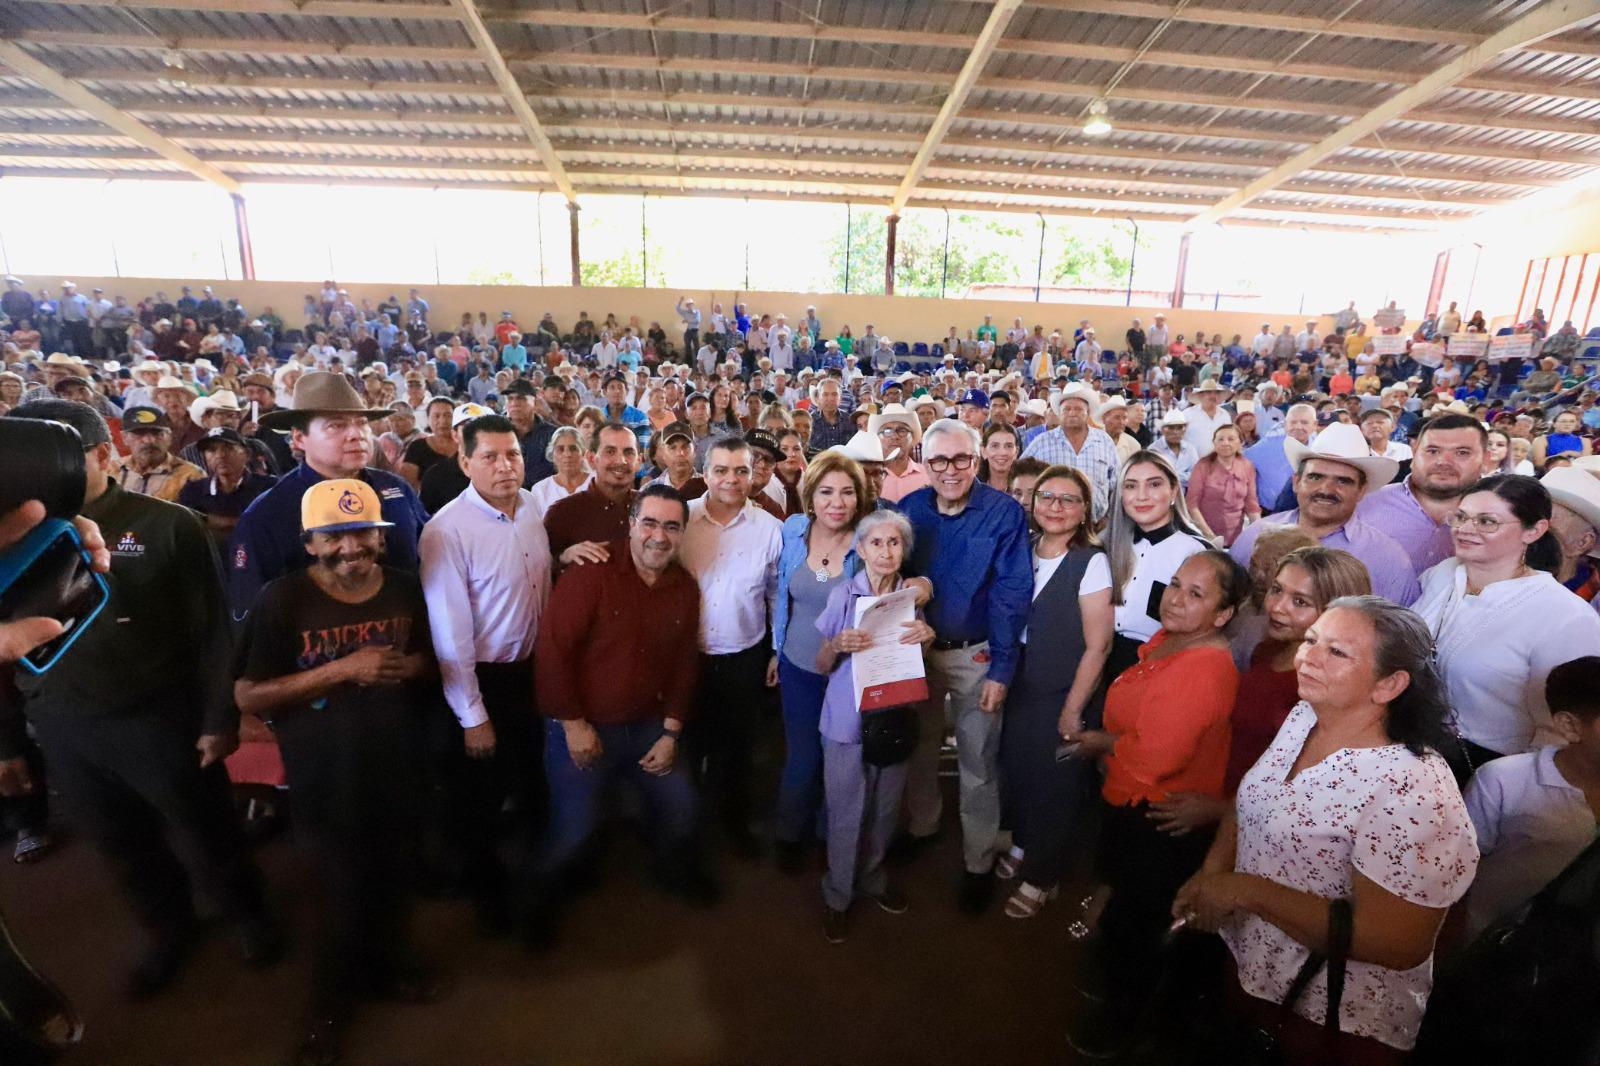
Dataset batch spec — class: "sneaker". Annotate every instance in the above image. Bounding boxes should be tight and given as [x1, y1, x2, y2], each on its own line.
[869, 887, 909, 915]
[956, 869, 995, 915]
[822, 907, 849, 945]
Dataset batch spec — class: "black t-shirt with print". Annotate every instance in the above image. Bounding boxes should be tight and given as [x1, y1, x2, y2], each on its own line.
[236, 566, 433, 723]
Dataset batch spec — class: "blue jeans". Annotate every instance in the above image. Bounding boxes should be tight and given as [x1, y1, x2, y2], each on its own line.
[774, 657, 829, 844]
[532, 720, 699, 882]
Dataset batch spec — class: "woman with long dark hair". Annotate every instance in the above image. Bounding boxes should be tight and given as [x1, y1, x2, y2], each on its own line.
[978, 422, 1020, 493]
[1103, 450, 1210, 682]
[1413, 474, 1600, 766]
[1174, 597, 1477, 1063]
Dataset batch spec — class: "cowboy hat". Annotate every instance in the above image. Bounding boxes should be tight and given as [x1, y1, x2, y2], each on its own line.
[132, 359, 164, 377]
[1283, 422, 1398, 490]
[831, 430, 901, 465]
[1054, 383, 1100, 418]
[1020, 398, 1050, 420]
[1191, 379, 1232, 396]
[1542, 467, 1600, 532]
[869, 402, 922, 444]
[1159, 409, 1189, 428]
[205, 389, 242, 412]
[154, 374, 188, 390]
[259, 371, 388, 431]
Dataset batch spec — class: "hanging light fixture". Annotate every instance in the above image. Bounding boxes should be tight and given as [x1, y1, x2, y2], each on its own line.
[161, 49, 189, 89]
[1083, 98, 1113, 137]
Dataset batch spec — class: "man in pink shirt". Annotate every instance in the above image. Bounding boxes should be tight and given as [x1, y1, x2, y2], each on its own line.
[870, 404, 928, 502]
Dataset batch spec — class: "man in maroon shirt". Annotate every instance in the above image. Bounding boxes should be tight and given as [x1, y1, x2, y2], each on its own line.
[524, 484, 714, 949]
[542, 422, 640, 567]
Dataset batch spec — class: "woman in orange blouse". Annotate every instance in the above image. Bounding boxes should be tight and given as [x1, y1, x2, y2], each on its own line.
[1185, 424, 1260, 546]
[1066, 549, 1250, 1059]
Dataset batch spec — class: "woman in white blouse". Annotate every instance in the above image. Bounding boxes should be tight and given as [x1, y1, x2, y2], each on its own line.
[1103, 450, 1210, 682]
[527, 426, 591, 519]
[1175, 596, 1478, 1058]
[1412, 474, 1600, 766]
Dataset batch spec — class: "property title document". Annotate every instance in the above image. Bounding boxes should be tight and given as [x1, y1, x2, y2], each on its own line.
[851, 588, 930, 712]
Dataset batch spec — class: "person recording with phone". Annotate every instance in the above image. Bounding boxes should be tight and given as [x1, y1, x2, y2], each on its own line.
[3, 400, 282, 999]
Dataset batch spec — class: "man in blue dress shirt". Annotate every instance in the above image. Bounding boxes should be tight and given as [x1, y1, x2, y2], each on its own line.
[229, 371, 428, 621]
[898, 418, 1032, 913]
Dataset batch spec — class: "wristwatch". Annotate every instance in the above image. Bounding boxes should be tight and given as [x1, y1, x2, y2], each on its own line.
[662, 726, 683, 741]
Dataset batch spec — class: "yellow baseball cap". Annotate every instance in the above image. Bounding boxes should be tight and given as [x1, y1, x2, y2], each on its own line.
[300, 479, 395, 535]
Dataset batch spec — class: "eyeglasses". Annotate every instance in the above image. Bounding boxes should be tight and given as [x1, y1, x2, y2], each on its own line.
[878, 426, 911, 438]
[1445, 511, 1512, 533]
[1034, 491, 1084, 509]
[925, 454, 977, 472]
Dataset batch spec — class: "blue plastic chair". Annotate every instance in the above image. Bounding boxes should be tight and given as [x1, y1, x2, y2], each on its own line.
[894, 342, 910, 357]
[911, 342, 929, 358]
[931, 343, 945, 358]
[1495, 327, 1514, 336]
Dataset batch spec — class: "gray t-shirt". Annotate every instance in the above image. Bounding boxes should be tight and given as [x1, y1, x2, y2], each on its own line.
[782, 559, 846, 674]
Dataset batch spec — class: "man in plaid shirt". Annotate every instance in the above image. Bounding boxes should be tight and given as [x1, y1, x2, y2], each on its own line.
[1019, 385, 1119, 521]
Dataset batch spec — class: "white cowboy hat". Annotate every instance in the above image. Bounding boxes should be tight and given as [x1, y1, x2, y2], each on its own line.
[154, 375, 187, 390]
[868, 402, 922, 444]
[831, 429, 900, 465]
[188, 395, 214, 424]
[1571, 455, 1600, 475]
[1283, 421, 1398, 490]
[205, 389, 242, 412]
[1542, 467, 1600, 532]
[906, 394, 942, 414]
[1159, 409, 1189, 428]
[1191, 379, 1232, 396]
[133, 359, 164, 377]
[1053, 382, 1100, 418]
[1020, 398, 1050, 419]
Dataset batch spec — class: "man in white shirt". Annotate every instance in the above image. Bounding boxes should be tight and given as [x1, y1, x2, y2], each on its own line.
[419, 414, 553, 932]
[1150, 409, 1199, 486]
[1295, 320, 1321, 354]
[1145, 314, 1169, 355]
[1250, 324, 1276, 360]
[1182, 380, 1233, 458]
[678, 436, 782, 857]
[1437, 300, 1463, 338]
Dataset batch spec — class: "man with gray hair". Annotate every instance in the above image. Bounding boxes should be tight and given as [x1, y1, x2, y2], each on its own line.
[896, 419, 1031, 913]
[1245, 402, 1318, 514]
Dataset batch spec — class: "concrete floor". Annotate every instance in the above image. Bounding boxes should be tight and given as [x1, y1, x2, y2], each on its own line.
[0, 807, 1093, 1066]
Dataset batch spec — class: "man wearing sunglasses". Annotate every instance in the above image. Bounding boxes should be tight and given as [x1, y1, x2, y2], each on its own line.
[896, 419, 1031, 913]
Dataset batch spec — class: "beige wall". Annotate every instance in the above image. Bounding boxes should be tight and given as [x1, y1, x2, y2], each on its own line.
[30, 274, 1393, 347]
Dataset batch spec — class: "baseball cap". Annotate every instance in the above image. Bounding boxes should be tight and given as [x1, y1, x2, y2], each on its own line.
[602, 372, 629, 388]
[503, 379, 537, 397]
[745, 428, 781, 462]
[685, 391, 711, 406]
[659, 420, 694, 445]
[122, 405, 170, 431]
[301, 479, 395, 535]
[197, 426, 248, 451]
[451, 402, 493, 428]
[958, 389, 990, 409]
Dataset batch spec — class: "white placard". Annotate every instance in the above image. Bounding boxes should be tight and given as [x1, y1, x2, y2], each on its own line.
[1370, 334, 1408, 356]
[1487, 334, 1535, 364]
[1447, 334, 1490, 360]
[1373, 308, 1407, 329]
[1410, 342, 1444, 368]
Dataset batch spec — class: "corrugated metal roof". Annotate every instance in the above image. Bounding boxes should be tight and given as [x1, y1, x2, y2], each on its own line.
[0, 0, 1596, 231]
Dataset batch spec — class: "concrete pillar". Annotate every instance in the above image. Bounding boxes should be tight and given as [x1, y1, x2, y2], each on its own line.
[1171, 231, 1191, 309]
[568, 201, 581, 287]
[885, 213, 899, 296]
[231, 194, 256, 281]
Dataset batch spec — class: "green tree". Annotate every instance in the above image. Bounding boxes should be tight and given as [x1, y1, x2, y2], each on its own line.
[1045, 220, 1143, 289]
[466, 268, 526, 286]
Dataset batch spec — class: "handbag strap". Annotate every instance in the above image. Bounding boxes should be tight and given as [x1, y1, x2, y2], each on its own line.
[1279, 897, 1354, 1034]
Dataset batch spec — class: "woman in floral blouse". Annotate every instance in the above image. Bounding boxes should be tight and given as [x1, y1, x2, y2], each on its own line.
[1174, 596, 1477, 1060]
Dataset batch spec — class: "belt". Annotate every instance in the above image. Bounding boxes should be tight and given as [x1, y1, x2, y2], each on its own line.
[930, 638, 983, 652]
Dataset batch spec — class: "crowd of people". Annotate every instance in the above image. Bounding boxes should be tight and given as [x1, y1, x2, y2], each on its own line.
[3, 273, 1600, 1066]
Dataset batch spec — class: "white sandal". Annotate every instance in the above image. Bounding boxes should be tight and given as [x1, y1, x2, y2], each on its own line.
[1003, 881, 1058, 919]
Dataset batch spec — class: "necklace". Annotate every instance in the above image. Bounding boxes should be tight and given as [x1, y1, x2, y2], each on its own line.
[814, 528, 848, 582]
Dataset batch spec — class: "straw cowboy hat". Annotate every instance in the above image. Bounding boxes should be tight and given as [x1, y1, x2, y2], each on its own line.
[1053, 382, 1101, 419]
[1283, 421, 1398, 490]
[259, 371, 388, 431]
[831, 430, 901, 465]
[1542, 466, 1600, 533]
[1190, 379, 1232, 397]
[868, 402, 922, 444]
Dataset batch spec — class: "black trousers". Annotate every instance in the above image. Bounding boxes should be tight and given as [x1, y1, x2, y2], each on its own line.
[0, 742, 48, 839]
[275, 701, 423, 1013]
[1095, 800, 1215, 1006]
[997, 660, 1101, 887]
[31, 712, 265, 939]
[452, 661, 544, 902]
[686, 644, 768, 839]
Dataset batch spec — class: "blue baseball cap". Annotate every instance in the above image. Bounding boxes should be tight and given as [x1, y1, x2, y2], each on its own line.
[958, 389, 990, 409]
